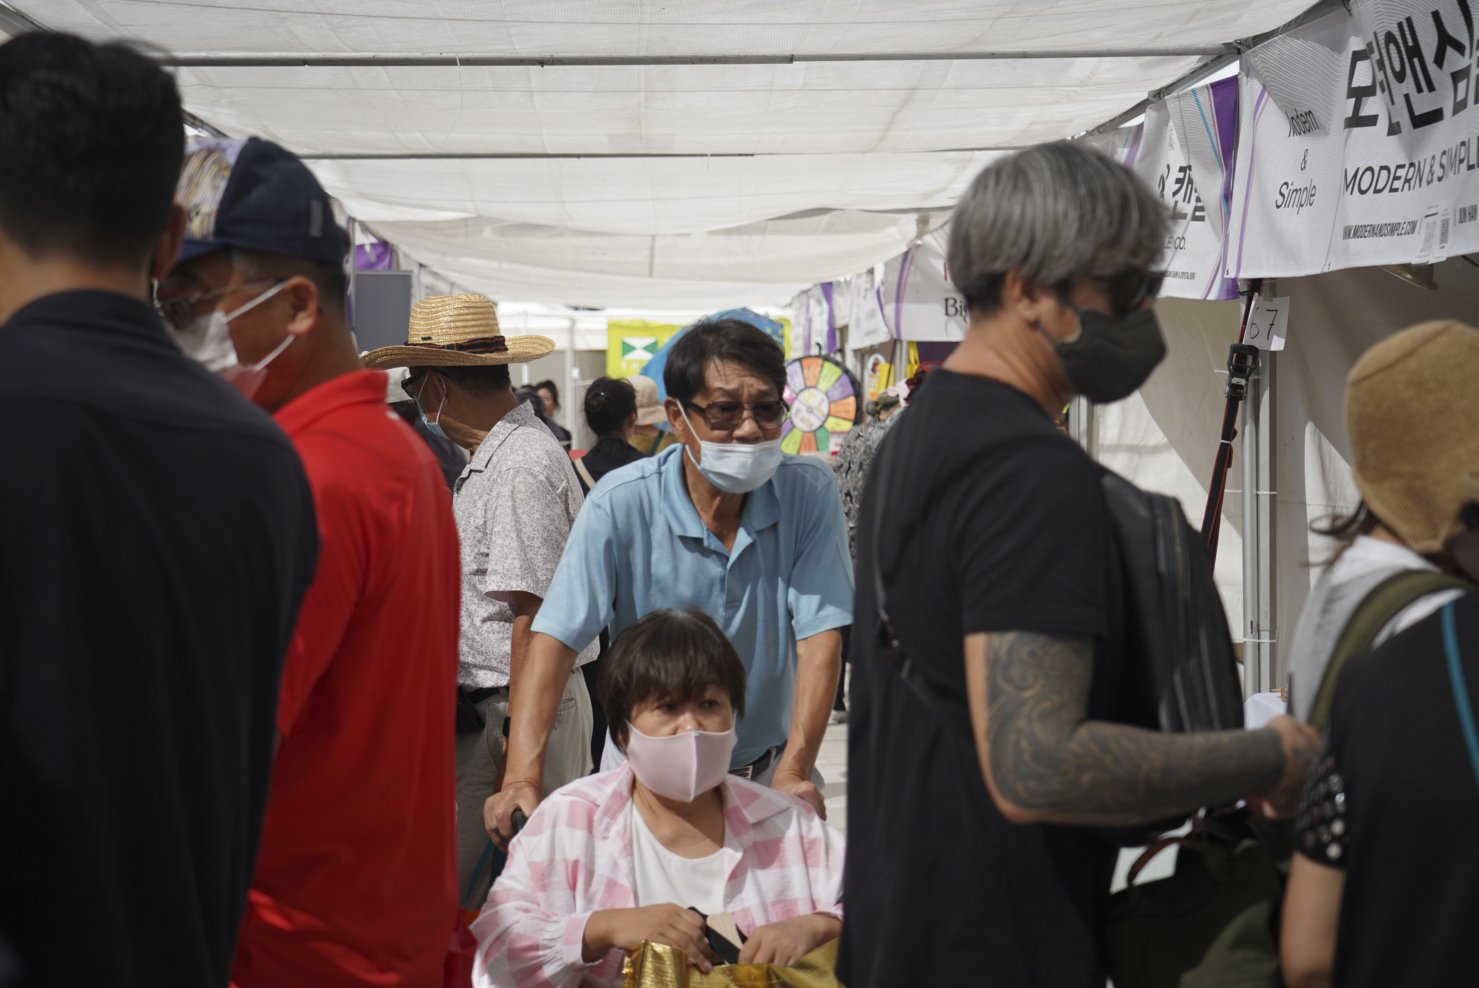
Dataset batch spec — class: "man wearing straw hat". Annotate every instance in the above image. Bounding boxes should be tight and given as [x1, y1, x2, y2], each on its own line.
[159, 137, 465, 986]
[365, 292, 598, 908]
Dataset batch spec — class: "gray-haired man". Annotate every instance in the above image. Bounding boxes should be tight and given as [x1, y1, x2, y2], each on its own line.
[841, 142, 1319, 987]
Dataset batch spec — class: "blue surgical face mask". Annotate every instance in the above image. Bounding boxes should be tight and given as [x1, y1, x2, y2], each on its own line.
[412, 374, 450, 441]
[679, 405, 784, 494]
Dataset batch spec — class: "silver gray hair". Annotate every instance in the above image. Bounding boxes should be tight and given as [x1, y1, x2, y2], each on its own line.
[947, 142, 1168, 314]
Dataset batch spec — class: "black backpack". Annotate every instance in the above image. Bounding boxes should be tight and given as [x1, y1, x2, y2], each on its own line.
[870, 447, 1245, 744]
[1099, 471, 1245, 735]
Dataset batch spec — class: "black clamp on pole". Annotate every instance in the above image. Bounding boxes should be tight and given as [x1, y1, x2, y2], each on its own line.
[1225, 343, 1261, 401]
[1201, 343, 1263, 556]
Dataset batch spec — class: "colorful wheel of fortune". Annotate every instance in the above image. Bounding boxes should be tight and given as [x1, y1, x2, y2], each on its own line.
[781, 356, 861, 455]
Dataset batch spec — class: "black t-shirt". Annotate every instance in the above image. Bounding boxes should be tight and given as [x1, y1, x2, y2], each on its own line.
[0, 292, 319, 987]
[1295, 591, 1479, 987]
[839, 370, 1130, 988]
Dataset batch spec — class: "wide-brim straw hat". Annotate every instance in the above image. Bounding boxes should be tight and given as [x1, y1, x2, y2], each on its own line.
[1346, 319, 1479, 554]
[363, 293, 555, 369]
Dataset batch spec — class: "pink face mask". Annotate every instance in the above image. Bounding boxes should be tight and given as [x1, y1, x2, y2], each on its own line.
[624, 723, 737, 802]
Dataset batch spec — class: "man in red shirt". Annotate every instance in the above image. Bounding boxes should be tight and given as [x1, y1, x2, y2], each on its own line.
[159, 137, 465, 986]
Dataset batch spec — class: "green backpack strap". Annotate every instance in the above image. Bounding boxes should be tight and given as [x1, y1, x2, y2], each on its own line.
[1309, 570, 1472, 731]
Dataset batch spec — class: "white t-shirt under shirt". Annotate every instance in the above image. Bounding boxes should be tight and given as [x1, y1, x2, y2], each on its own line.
[629, 809, 726, 914]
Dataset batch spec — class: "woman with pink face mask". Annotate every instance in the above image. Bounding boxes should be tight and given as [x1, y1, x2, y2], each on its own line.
[471, 610, 845, 988]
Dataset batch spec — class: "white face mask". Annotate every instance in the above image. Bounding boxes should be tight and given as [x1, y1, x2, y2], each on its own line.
[624, 722, 737, 803]
[679, 406, 784, 494]
[168, 282, 292, 400]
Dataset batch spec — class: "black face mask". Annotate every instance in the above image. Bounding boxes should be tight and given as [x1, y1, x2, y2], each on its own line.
[1039, 306, 1168, 404]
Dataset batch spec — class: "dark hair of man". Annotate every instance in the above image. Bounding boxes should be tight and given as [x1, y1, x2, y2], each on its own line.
[663, 319, 786, 404]
[584, 376, 637, 437]
[228, 248, 348, 315]
[0, 33, 183, 267]
[430, 363, 512, 395]
[599, 609, 747, 751]
[534, 379, 560, 405]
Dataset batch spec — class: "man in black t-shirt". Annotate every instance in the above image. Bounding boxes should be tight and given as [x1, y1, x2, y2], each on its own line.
[0, 34, 318, 987]
[840, 142, 1320, 987]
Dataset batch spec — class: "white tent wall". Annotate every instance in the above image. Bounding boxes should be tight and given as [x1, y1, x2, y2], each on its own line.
[1092, 298, 1248, 655]
[519, 349, 609, 451]
[1093, 260, 1479, 692]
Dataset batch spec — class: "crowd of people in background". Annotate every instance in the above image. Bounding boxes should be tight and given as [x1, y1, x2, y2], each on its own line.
[3, 29, 1479, 988]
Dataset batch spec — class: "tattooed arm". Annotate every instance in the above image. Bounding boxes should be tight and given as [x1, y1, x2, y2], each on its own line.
[962, 630, 1319, 827]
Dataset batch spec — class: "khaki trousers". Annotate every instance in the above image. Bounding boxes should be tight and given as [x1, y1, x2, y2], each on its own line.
[455, 670, 592, 908]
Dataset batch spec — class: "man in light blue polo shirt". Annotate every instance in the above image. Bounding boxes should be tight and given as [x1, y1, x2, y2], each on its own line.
[486, 319, 852, 839]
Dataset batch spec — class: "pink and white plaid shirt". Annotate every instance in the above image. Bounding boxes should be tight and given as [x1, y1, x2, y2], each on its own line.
[471, 765, 845, 988]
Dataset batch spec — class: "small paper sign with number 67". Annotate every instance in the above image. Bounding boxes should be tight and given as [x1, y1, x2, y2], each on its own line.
[1246, 296, 1290, 352]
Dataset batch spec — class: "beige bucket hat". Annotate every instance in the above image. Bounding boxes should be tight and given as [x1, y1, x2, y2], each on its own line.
[629, 374, 668, 427]
[1346, 319, 1479, 553]
[363, 293, 555, 369]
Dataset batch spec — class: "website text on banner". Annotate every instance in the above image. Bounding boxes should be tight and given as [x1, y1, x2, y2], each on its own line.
[1229, 0, 1479, 277]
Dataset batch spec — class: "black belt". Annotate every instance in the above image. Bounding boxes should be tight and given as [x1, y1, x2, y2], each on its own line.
[460, 685, 507, 705]
[730, 745, 782, 781]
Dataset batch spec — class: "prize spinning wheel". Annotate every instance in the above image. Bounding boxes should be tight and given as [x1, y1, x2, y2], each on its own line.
[781, 356, 861, 455]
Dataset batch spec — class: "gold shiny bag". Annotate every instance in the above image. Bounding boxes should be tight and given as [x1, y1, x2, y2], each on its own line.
[621, 939, 841, 988]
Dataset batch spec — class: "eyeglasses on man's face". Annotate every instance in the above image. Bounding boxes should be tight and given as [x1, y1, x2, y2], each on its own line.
[684, 398, 789, 433]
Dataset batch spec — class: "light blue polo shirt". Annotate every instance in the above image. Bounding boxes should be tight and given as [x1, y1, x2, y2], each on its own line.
[531, 444, 854, 767]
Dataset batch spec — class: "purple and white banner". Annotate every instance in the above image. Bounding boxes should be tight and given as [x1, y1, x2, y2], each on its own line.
[1079, 76, 1239, 300]
[879, 228, 968, 343]
[1107, 78, 1240, 300]
[1228, 0, 1479, 277]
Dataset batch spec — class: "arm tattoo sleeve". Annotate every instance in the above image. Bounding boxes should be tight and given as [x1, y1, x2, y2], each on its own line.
[982, 631, 1284, 827]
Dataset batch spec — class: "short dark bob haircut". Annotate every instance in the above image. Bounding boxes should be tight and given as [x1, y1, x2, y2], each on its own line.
[663, 318, 786, 405]
[599, 609, 747, 752]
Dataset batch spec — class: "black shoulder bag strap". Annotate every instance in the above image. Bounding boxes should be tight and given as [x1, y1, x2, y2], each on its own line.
[869, 433, 975, 737]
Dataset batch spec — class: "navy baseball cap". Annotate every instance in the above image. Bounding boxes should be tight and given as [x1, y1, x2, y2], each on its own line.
[173, 136, 348, 267]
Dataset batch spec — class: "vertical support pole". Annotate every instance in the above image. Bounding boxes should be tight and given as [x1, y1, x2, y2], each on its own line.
[520, 311, 532, 387]
[565, 315, 577, 434]
[1242, 366, 1266, 698]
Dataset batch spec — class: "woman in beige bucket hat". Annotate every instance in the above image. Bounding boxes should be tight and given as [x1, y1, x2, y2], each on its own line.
[1285, 319, 1479, 728]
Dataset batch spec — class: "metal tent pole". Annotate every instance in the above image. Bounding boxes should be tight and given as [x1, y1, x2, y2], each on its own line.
[1240, 356, 1276, 698]
[1240, 366, 1261, 697]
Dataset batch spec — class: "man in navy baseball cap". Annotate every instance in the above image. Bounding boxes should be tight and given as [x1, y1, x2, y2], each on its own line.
[159, 137, 351, 406]
[160, 138, 469, 985]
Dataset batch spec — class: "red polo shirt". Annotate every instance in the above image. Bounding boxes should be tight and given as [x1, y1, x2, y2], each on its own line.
[232, 370, 462, 987]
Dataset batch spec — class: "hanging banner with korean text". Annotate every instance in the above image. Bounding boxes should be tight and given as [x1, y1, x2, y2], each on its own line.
[1078, 80, 1239, 302]
[1228, 0, 1479, 278]
[1147, 77, 1241, 300]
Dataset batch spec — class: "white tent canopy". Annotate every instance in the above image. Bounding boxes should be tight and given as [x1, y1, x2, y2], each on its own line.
[5, 0, 1324, 307]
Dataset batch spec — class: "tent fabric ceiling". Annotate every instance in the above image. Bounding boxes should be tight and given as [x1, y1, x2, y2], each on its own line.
[12, 1, 1321, 309]
[19, 2, 1315, 57]
[170, 59, 1202, 156]
[311, 153, 993, 233]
